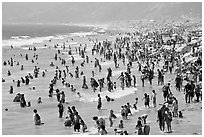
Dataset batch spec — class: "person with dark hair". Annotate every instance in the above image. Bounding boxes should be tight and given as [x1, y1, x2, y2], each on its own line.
[109, 109, 117, 127]
[97, 94, 102, 110]
[141, 73, 145, 87]
[123, 130, 128, 135]
[157, 69, 162, 85]
[91, 78, 99, 92]
[162, 83, 171, 101]
[136, 117, 143, 135]
[195, 84, 201, 102]
[73, 112, 82, 132]
[13, 93, 21, 102]
[82, 76, 88, 89]
[57, 101, 64, 118]
[71, 56, 75, 65]
[164, 108, 172, 132]
[120, 106, 126, 120]
[33, 109, 43, 125]
[190, 81, 195, 102]
[61, 91, 65, 103]
[184, 82, 191, 103]
[105, 95, 111, 102]
[20, 94, 26, 107]
[21, 65, 24, 71]
[151, 90, 157, 107]
[142, 93, 149, 108]
[133, 75, 137, 87]
[148, 69, 154, 85]
[9, 86, 13, 94]
[25, 76, 30, 85]
[133, 98, 138, 110]
[67, 106, 74, 123]
[8, 70, 11, 76]
[17, 80, 20, 87]
[93, 116, 106, 132]
[178, 111, 183, 118]
[56, 89, 61, 102]
[37, 97, 42, 104]
[99, 125, 107, 135]
[175, 74, 182, 91]
[119, 120, 124, 129]
[21, 77, 25, 83]
[126, 102, 132, 115]
[118, 72, 125, 90]
[157, 105, 166, 131]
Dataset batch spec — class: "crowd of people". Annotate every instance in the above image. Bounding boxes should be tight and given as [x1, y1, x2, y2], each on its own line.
[2, 18, 202, 135]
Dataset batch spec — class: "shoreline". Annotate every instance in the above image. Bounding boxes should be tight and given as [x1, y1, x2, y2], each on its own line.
[2, 21, 202, 135]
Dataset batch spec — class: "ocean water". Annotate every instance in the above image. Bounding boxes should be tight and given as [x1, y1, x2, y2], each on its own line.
[2, 24, 95, 47]
[2, 23, 202, 134]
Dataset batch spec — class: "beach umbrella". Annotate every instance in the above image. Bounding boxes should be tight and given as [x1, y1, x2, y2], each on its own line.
[97, 29, 105, 34]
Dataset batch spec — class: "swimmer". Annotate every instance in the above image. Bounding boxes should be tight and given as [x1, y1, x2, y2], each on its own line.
[77, 92, 82, 98]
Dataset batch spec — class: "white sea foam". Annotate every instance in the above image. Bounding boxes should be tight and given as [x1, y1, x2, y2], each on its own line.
[98, 108, 141, 120]
[21, 46, 48, 50]
[79, 87, 137, 103]
[2, 36, 55, 47]
[3, 31, 96, 47]
[70, 32, 97, 37]
[11, 35, 30, 39]
[52, 35, 67, 40]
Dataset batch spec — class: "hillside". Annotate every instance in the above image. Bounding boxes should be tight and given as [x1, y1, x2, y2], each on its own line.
[2, 2, 202, 24]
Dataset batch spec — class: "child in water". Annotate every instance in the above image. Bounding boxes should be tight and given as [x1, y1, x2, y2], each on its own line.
[37, 97, 42, 104]
[119, 120, 124, 129]
[133, 98, 138, 110]
[64, 117, 72, 127]
[97, 94, 102, 110]
[33, 109, 43, 125]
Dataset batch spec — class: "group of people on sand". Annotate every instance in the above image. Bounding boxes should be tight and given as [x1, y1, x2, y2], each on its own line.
[33, 105, 88, 133]
[3, 18, 202, 135]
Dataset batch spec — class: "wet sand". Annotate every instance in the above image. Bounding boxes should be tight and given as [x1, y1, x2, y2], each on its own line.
[2, 31, 202, 135]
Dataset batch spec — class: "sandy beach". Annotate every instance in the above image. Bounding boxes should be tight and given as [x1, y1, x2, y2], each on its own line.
[2, 23, 202, 135]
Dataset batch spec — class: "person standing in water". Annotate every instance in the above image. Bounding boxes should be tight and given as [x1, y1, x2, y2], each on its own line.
[142, 93, 149, 108]
[9, 86, 13, 94]
[157, 105, 166, 131]
[151, 90, 157, 107]
[109, 109, 117, 127]
[164, 108, 172, 132]
[33, 109, 43, 125]
[73, 112, 82, 132]
[133, 75, 137, 87]
[141, 73, 145, 87]
[61, 91, 65, 103]
[97, 94, 102, 110]
[57, 101, 64, 118]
